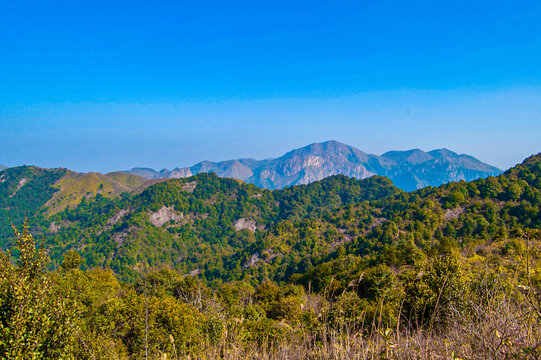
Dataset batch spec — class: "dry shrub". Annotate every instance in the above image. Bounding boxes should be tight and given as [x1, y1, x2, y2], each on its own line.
[171, 290, 540, 360]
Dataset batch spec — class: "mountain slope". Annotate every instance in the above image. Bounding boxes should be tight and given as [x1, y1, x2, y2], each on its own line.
[0, 166, 152, 246]
[36, 173, 402, 280]
[0, 152, 538, 286]
[247, 141, 384, 189]
[44, 171, 150, 215]
[123, 141, 501, 191]
[292, 152, 541, 291]
[0, 166, 67, 245]
[124, 167, 172, 179]
[380, 148, 502, 190]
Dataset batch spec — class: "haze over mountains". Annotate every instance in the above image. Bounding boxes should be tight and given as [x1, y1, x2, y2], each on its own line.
[124, 141, 502, 191]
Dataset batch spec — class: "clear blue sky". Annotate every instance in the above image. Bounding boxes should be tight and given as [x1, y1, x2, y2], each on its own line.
[1, 0, 540, 172]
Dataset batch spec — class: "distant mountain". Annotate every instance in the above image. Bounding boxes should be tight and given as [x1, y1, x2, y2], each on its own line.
[0, 153, 538, 283]
[379, 148, 502, 190]
[125, 167, 172, 179]
[123, 141, 501, 191]
[0, 165, 8, 171]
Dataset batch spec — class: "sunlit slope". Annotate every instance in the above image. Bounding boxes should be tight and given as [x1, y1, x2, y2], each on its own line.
[1, 153, 539, 286]
[43, 153, 539, 283]
[44, 171, 149, 215]
[42, 174, 402, 280]
[0, 166, 150, 245]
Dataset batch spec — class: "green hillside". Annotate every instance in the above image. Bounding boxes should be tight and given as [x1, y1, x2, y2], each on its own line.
[0, 166, 67, 247]
[1, 154, 540, 359]
[2, 155, 540, 286]
[42, 173, 402, 280]
[24, 153, 536, 286]
[0, 166, 151, 241]
[44, 170, 149, 215]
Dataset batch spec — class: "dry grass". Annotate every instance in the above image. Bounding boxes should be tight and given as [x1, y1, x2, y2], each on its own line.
[158, 292, 540, 360]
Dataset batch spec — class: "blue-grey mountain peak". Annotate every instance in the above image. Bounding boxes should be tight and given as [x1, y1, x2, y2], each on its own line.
[123, 141, 501, 191]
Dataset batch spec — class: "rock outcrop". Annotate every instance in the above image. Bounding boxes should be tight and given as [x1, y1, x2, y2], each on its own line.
[149, 206, 183, 227]
[123, 141, 501, 191]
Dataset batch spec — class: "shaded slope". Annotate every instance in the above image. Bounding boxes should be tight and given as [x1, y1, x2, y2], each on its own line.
[0, 166, 67, 246]
[380, 148, 502, 190]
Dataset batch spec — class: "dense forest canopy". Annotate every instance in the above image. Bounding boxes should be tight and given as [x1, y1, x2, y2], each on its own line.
[0, 154, 540, 359]
[1, 154, 539, 285]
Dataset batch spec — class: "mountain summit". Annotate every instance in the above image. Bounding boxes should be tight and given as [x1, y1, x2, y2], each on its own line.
[123, 141, 501, 191]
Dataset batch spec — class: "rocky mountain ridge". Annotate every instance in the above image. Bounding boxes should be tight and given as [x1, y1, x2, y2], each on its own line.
[124, 141, 501, 191]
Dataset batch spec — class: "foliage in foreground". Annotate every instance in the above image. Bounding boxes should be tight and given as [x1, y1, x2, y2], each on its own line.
[0, 223, 539, 359]
[1, 154, 541, 358]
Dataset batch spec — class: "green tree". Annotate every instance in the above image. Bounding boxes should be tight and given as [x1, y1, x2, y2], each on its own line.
[0, 222, 79, 359]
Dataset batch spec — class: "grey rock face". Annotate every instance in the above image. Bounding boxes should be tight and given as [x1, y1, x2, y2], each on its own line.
[123, 141, 502, 191]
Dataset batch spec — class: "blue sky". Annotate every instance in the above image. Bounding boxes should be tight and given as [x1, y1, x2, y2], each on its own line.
[1, 0, 540, 172]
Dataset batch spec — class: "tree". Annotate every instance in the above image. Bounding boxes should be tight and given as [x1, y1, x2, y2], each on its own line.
[0, 221, 79, 359]
[60, 250, 84, 271]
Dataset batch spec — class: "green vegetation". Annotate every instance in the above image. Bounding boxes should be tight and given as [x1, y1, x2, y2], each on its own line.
[0, 166, 151, 250]
[42, 173, 402, 281]
[0, 166, 66, 247]
[44, 171, 149, 215]
[1, 154, 541, 358]
[1, 219, 539, 359]
[0, 222, 78, 359]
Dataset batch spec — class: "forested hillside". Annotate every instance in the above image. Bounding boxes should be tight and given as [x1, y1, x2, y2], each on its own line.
[0, 154, 540, 359]
[0, 166, 67, 244]
[0, 166, 155, 249]
[3, 154, 537, 286]
[38, 173, 402, 281]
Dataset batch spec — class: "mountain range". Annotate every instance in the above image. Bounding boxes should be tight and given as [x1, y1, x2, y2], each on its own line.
[2, 146, 539, 360]
[123, 140, 501, 191]
[0, 150, 539, 283]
